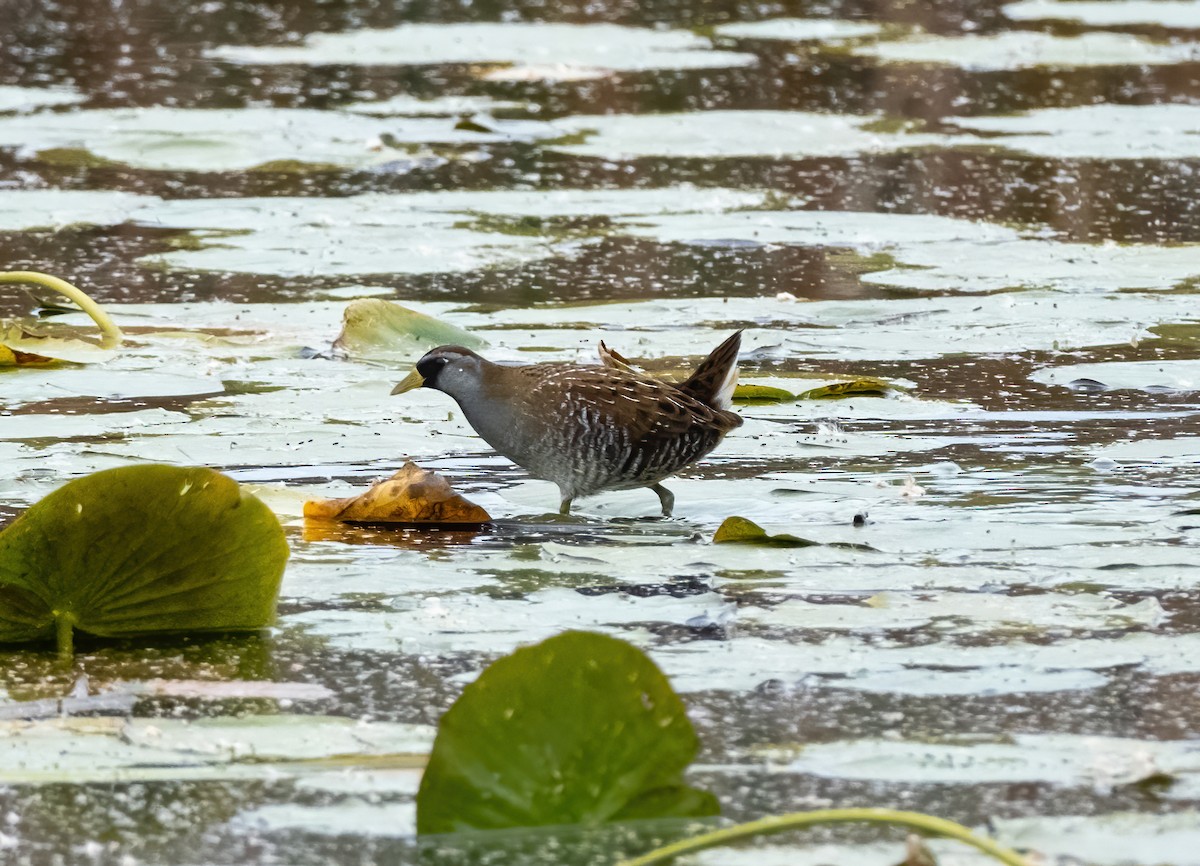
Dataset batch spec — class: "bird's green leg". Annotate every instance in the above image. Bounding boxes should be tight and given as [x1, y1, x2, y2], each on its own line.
[650, 483, 675, 517]
[559, 497, 573, 515]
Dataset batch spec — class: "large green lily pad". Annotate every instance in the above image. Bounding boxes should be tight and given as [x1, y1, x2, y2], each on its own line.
[0, 465, 288, 653]
[416, 630, 717, 834]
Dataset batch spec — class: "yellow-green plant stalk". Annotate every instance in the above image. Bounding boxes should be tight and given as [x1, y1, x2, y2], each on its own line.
[618, 807, 1029, 866]
[0, 270, 124, 351]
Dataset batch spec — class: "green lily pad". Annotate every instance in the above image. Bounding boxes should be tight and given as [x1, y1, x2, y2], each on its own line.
[415, 630, 717, 834]
[734, 378, 898, 403]
[732, 383, 796, 403]
[332, 298, 486, 361]
[796, 377, 895, 400]
[0, 465, 288, 654]
[713, 516, 819, 547]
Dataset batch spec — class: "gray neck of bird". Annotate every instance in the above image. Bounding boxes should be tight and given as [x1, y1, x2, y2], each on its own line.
[441, 360, 527, 453]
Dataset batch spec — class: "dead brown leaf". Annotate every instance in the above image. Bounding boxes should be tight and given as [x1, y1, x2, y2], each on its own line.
[304, 462, 491, 525]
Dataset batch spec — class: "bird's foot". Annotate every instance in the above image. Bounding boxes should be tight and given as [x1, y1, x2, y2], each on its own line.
[559, 497, 573, 516]
[650, 483, 675, 518]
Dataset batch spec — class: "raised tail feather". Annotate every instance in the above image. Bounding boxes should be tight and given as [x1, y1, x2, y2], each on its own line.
[676, 330, 742, 411]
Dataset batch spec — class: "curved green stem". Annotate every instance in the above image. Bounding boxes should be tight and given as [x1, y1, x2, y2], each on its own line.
[0, 270, 124, 350]
[618, 808, 1028, 866]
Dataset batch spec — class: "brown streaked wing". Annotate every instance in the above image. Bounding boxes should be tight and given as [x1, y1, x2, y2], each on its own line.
[533, 367, 736, 436]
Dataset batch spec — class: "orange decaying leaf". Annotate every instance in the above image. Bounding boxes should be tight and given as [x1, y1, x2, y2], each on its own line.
[304, 462, 491, 525]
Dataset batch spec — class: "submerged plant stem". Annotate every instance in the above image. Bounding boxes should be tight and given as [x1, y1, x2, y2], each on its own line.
[617, 807, 1029, 866]
[0, 270, 124, 350]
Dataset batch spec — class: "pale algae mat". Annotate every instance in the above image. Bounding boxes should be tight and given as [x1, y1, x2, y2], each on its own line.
[2, 1, 1200, 864]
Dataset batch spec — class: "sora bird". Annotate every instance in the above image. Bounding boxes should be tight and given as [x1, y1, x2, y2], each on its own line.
[391, 331, 743, 516]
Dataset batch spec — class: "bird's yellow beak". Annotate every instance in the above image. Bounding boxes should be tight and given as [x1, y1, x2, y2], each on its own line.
[390, 369, 425, 395]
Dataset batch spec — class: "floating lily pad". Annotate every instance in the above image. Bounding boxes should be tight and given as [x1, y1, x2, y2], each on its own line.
[852, 30, 1200, 70]
[0, 465, 288, 654]
[0, 189, 158, 231]
[0, 85, 84, 114]
[745, 591, 1163, 635]
[651, 629, 1200, 696]
[993, 812, 1200, 866]
[713, 516, 818, 547]
[0, 107, 552, 172]
[760, 733, 1200, 788]
[206, 23, 757, 77]
[135, 188, 763, 276]
[732, 383, 797, 403]
[796, 378, 894, 399]
[1005, 0, 1200, 29]
[344, 94, 530, 117]
[1031, 360, 1200, 392]
[0, 714, 431, 784]
[332, 298, 486, 360]
[618, 209, 1200, 293]
[714, 18, 882, 42]
[416, 630, 717, 833]
[549, 111, 961, 159]
[951, 103, 1200, 160]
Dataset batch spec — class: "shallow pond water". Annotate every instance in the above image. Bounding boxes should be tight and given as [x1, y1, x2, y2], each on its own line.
[3, 0, 1200, 863]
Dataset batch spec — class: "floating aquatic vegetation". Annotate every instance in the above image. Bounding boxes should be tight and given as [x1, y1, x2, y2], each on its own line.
[617, 210, 1200, 293]
[416, 631, 718, 833]
[731, 383, 798, 403]
[0, 85, 84, 114]
[304, 462, 491, 525]
[1031, 359, 1200, 392]
[0, 714, 431, 784]
[30, 190, 1184, 299]
[851, 30, 1200, 69]
[744, 590, 1164, 634]
[0, 465, 287, 655]
[205, 22, 757, 78]
[0, 189, 159, 231]
[0, 271, 123, 365]
[1005, 0, 1200, 29]
[950, 103, 1200, 160]
[795, 378, 896, 399]
[992, 812, 1200, 866]
[713, 18, 882, 42]
[331, 298, 486, 361]
[343, 94, 532, 117]
[755, 733, 1198, 788]
[133, 188, 764, 276]
[0, 107, 553, 172]
[548, 110, 961, 159]
[732, 379, 898, 403]
[713, 516, 820, 547]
